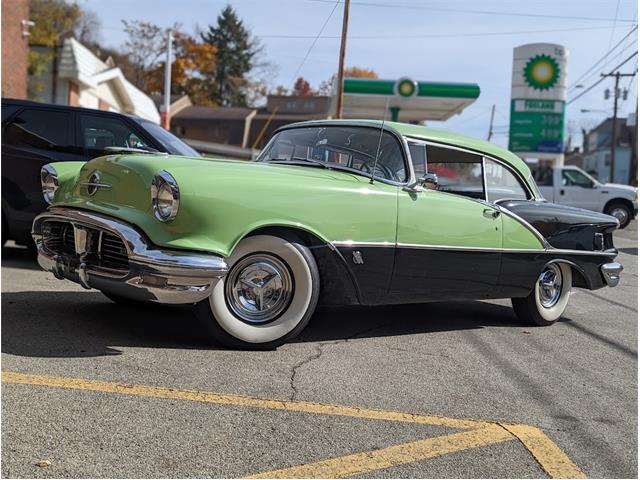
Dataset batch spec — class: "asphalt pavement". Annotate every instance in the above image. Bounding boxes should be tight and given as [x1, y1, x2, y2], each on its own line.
[1, 222, 637, 478]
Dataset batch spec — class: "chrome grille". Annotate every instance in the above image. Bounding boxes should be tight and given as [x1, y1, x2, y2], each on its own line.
[41, 220, 129, 272]
[42, 222, 75, 254]
[100, 233, 129, 270]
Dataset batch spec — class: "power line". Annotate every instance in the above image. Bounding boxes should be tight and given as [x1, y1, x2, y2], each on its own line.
[567, 51, 638, 104]
[606, 0, 622, 52]
[257, 24, 627, 39]
[568, 25, 638, 90]
[307, 0, 637, 23]
[286, 0, 340, 87]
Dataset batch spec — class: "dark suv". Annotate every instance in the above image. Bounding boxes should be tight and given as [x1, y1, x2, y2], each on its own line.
[1, 99, 199, 247]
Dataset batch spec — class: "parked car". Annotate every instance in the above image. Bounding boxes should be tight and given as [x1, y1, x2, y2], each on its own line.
[32, 120, 623, 349]
[1, 98, 199, 247]
[531, 165, 637, 228]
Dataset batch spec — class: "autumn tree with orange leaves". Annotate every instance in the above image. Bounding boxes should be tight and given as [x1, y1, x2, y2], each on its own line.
[145, 31, 218, 106]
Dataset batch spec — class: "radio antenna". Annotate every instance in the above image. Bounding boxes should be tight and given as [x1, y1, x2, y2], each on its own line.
[369, 98, 390, 184]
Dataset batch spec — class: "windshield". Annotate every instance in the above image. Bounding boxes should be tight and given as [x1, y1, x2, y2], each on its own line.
[140, 121, 200, 156]
[257, 126, 407, 183]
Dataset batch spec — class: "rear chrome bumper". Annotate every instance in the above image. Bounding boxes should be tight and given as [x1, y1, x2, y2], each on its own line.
[601, 262, 623, 287]
[32, 208, 228, 304]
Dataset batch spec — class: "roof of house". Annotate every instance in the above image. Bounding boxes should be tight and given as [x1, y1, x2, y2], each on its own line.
[57, 38, 160, 123]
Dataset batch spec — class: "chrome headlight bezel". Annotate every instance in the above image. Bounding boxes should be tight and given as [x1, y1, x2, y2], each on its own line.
[151, 170, 180, 222]
[41, 164, 59, 204]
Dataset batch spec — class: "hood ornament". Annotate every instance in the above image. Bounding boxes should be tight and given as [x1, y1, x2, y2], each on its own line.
[82, 171, 111, 196]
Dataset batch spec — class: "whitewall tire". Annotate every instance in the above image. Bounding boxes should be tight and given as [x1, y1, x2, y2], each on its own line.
[195, 234, 320, 349]
[512, 262, 572, 326]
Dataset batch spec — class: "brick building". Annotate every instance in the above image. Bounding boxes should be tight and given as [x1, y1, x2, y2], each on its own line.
[1, 0, 30, 99]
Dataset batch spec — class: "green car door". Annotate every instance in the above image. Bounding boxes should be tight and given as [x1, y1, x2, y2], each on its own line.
[391, 142, 503, 301]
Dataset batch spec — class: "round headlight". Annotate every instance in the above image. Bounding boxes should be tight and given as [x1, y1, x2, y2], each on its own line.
[151, 170, 179, 222]
[41, 164, 59, 204]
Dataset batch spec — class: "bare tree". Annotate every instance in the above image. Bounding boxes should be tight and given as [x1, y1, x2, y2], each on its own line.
[121, 20, 180, 91]
[74, 9, 101, 45]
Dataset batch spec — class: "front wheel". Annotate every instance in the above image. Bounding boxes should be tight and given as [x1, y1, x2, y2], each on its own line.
[512, 262, 572, 326]
[195, 235, 320, 349]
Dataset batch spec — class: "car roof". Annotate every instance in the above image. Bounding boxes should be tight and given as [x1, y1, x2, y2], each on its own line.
[278, 119, 532, 180]
[1, 98, 146, 123]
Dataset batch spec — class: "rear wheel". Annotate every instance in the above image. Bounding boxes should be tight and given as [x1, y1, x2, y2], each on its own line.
[512, 263, 572, 326]
[195, 234, 320, 349]
[605, 201, 632, 229]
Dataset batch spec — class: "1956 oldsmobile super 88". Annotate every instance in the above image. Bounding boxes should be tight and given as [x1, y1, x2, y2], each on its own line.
[32, 120, 624, 349]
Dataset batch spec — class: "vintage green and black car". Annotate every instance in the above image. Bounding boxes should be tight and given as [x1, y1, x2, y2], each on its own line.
[32, 120, 623, 348]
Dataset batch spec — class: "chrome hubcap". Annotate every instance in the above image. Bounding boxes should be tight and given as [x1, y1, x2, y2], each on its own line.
[225, 254, 293, 324]
[610, 207, 628, 225]
[537, 263, 563, 309]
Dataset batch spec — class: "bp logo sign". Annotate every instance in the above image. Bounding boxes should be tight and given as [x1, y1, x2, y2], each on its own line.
[394, 78, 418, 97]
[523, 54, 560, 91]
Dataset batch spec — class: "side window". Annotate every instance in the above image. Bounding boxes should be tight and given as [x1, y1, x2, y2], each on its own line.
[485, 158, 529, 202]
[408, 143, 427, 176]
[79, 114, 150, 155]
[532, 166, 553, 186]
[426, 145, 484, 199]
[3, 109, 71, 151]
[562, 169, 594, 188]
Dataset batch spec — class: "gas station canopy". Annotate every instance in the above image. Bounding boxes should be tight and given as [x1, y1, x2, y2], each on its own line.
[334, 77, 481, 122]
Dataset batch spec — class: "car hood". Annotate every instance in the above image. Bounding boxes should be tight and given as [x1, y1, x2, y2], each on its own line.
[602, 182, 637, 195]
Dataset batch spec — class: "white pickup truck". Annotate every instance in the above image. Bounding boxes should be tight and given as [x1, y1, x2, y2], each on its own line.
[531, 165, 638, 228]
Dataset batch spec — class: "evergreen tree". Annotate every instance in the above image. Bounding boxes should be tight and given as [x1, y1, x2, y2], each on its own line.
[202, 5, 257, 106]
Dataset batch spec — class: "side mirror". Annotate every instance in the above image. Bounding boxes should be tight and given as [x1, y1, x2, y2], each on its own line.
[421, 172, 438, 189]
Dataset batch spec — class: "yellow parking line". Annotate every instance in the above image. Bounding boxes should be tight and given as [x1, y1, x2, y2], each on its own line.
[247, 424, 513, 479]
[1, 371, 484, 429]
[502, 424, 587, 479]
[2, 371, 586, 479]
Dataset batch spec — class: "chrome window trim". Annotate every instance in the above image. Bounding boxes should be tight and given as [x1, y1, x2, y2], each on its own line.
[483, 156, 531, 203]
[403, 135, 540, 201]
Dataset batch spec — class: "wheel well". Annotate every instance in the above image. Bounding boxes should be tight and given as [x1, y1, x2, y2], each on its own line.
[245, 226, 326, 248]
[569, 265, 590, 289]
[604, 197, 633, 214]
[243, 226, 361, 306]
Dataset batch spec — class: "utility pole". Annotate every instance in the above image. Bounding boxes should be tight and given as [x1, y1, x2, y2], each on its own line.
[162, 30, 173, 130]
[630, 104, 638, 186]
[335, 0, 350, 119]
[601, 71, 634, 182]
[487, 104, 496, 141]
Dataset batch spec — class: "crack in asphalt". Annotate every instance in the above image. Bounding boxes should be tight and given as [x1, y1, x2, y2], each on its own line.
[288, 321, 393, 401]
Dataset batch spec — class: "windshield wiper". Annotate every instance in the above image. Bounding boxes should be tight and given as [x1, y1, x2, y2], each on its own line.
[263, 158, 333, 170]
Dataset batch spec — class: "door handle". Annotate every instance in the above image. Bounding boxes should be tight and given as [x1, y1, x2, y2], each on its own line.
[483, 209, 500, 219]
[560, 189, 565, 195]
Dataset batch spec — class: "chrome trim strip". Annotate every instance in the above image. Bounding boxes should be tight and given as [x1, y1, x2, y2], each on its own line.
[331, 240, 617, 257]
[81, 182, 112, 189]
[331, 240, 395, 248]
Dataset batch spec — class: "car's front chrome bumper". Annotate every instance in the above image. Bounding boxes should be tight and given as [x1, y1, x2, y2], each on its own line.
[601, 262, 623, 287]
[32, 208, 228, 304]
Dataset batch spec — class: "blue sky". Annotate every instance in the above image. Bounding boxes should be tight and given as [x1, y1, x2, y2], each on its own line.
[80, 0, 637, 147]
